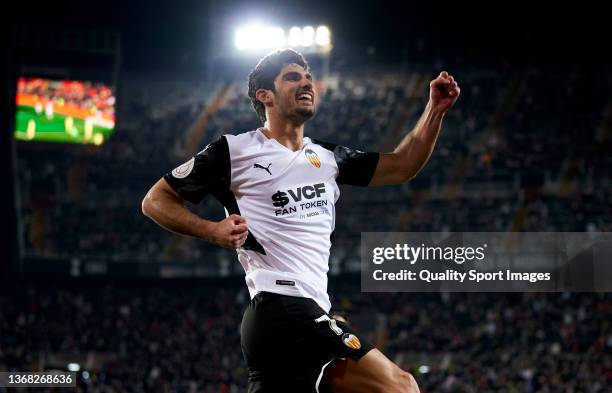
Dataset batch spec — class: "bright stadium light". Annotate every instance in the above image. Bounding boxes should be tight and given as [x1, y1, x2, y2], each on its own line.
[265, 27, 285, 49]
[288, 26, 302, 47]
[235, 24, 286, 51]
[67, 363, 80, 372]
[300, 26, 315, 47]
[233, 24, 332, 53]
[315, 25, 331, 46]
[235, 27, 251, 50]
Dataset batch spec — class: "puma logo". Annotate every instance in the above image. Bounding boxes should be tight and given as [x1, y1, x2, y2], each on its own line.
[253, 163, 272, 175]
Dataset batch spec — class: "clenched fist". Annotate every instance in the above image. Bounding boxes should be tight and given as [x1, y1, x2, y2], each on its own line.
[210, 214, 249, 249]
[430, 71, 460, 112]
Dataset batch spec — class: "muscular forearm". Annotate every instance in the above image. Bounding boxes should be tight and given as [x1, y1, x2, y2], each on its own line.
[393, 100, 445, 180]
[142, 188, 217, 242]
[369, 72, 459, 186]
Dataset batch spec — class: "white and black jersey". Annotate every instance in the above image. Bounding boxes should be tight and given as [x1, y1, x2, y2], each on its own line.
[164, 128, 379, 312]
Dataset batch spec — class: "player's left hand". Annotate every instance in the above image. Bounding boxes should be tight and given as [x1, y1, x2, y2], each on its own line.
[429, 71, 460, 112]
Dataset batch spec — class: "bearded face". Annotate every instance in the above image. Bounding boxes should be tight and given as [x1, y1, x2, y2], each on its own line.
[271, 63, 316, 124]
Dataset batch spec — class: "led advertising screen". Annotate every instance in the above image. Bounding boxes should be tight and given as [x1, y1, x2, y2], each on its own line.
[14, 77, 115, 145]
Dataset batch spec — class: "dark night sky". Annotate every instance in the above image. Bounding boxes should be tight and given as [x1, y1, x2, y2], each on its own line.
[8, 0, 611, 71]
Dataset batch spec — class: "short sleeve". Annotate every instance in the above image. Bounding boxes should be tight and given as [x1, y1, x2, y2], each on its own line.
[313, 139, 380, 186]
[163, 136, 230, 204]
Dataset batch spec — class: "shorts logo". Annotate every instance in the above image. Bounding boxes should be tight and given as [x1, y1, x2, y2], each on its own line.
[305, 149, 321, 168]
[172, 157, 195, 179]
[342, 333, 361, 350]
[315, 315, 343, 335]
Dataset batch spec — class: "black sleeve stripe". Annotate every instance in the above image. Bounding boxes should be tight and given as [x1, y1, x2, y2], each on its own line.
[312, 138, 380, 186]
[214, 188, 266, 255]
[163, 136, 266, 255]
[163, 136, 230, 204]
[334, 147, 379, 186]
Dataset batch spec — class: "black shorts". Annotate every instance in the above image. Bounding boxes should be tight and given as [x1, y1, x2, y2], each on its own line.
[240, 292, 374, 393]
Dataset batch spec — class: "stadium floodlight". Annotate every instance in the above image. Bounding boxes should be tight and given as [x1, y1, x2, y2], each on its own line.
[235, 24, 286, 51]
[288, 26, 302, 47]
[300, 26, 315, 47]
[315, 25, 331, 46]
[67, 363, 80, 372]
[233, 24, 332, 54]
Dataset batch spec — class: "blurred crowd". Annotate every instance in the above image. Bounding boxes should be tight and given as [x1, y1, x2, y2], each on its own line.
[0, 279, 609, 392]
[14, 66, 612, 266]
[7, 65, 611, 392]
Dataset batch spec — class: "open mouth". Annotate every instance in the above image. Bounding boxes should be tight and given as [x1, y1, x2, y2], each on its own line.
[296, 92, 314, 103]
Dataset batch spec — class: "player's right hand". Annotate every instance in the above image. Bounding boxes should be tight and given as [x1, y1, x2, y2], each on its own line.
[210, 214, 249, 249]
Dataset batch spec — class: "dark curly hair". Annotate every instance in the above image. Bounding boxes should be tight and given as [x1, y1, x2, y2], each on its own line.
[248, 49, 310, 124]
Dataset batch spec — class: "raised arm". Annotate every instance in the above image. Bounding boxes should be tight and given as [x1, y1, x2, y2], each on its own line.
[369, 71, 460, 186]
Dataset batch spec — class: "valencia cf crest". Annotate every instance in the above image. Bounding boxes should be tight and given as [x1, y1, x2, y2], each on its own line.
[305, 149, 321, 168]
[342, 333, 361, 349]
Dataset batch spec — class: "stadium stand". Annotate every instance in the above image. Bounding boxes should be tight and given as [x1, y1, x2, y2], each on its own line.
[1, 280, 610, 392]
[9, 65, 612, 392]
